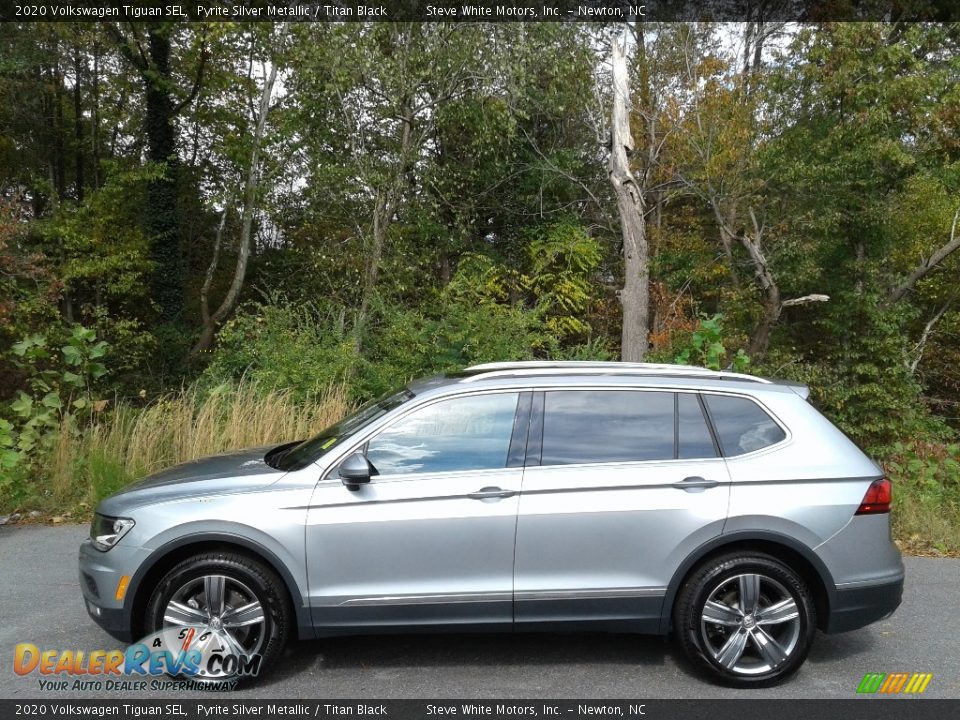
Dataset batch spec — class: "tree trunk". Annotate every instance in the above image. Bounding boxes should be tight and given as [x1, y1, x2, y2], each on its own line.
[742, 208, 781, 357]
[191, 33, 283, 357]
[91, 42, 100, 189]
[143, 25, 182, 323]
[710, 199, 740, 287]
[609, 35, 649, 362]
[192, 201, 231, 356]
[53, 55, 66, 201]
[72, 46, 84, 205]
[354, 111, 414, 353]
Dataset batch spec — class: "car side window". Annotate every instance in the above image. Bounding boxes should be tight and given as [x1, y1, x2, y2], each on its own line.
[703, 394, 786, 456]
[678, 393, 718, 459]
[365, 392, 520, 476]
[541, 390, 675, 465]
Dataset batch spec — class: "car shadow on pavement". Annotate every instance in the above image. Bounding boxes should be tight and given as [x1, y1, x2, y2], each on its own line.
[254, 627, 883, 690]
[260, 632, 681, 683]
[805, 629, 878, 664]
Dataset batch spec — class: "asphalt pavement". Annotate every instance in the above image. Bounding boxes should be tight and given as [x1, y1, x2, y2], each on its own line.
[1, 524, 957, 699]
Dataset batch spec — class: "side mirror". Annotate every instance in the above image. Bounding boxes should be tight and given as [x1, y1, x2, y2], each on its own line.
[338, 452, 377, 490]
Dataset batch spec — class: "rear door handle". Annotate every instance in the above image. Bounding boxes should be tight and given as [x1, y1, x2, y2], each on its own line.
[673, 476, 719, 492]
[468, 487, 517, 501]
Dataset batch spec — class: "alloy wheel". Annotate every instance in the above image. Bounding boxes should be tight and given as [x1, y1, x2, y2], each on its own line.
[699, 572, 802, 676]
[162, 574, 266, 678]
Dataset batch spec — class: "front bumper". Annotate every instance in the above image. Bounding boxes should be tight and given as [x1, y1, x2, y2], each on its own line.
[825, 574, 904, 634]
[78, 538, 145, 642]
[81, 598, 130, 642]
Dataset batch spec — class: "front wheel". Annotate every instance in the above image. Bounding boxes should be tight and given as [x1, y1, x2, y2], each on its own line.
[144, 551, 291, 685]
[674, 552, 816, 687]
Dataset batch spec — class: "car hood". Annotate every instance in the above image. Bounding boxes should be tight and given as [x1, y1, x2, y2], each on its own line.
[98, 446, 286, 514]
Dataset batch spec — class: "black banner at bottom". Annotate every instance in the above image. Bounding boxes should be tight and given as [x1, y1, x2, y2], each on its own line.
[2, 700, 958, 720]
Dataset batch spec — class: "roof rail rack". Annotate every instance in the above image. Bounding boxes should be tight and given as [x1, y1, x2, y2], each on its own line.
[460, 361, 770, 384]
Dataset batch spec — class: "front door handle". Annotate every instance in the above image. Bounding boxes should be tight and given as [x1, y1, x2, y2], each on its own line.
[673, 476, 719, 492]
[468, 487, 516, 501]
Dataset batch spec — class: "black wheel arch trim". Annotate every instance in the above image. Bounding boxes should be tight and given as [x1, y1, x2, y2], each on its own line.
[123, 532, 312, 642]
[657, 530, 837, 635]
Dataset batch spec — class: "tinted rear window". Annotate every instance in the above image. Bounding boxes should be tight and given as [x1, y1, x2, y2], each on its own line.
[542, 390, 675, 465]
[704, 394, 786, 456]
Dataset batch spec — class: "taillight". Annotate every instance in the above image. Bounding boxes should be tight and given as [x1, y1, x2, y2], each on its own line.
[856, 478, 892, 515]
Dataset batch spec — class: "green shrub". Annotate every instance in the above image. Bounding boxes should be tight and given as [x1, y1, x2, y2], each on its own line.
[3, 325, 109, 468]
[669, 313, 750, 372]
[884, 440, 960, 554]
[202, 283, 550, 402]
[202, 300, 357, 402]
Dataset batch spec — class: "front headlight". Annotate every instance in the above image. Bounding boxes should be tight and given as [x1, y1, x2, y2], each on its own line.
[90, 514, 135, 552]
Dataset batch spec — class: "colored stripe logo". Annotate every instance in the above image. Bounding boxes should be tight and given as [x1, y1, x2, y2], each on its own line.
[857, 673, 933, 694]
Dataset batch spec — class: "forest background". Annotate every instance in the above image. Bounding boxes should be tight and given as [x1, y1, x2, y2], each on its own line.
[1, 20, 958, 553]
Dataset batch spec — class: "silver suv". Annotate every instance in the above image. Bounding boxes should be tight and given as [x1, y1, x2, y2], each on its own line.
[79, 361, 903, 687]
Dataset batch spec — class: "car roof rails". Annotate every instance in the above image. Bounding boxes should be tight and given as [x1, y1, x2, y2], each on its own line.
[459, 361, 772, 385]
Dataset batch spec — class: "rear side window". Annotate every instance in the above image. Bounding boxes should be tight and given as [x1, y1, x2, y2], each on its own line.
[542, 391, 675, 465]
[704, 394, 786, 456]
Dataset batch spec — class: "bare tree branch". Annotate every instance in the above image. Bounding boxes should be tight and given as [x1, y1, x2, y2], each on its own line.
[909, 294, 957, 374]
[171, 28, 210, 117]
[888, 206, 960, 304]
[781, 294, 830, 308]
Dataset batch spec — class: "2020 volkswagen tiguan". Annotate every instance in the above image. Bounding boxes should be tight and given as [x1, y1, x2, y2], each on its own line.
[80, 361, 903, 686]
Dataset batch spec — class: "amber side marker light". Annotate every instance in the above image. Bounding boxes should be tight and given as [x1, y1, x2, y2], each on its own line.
[115, 575, 130, 601]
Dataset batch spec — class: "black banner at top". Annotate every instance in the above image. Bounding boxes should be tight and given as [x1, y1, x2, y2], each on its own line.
[2, 0, 959, 23]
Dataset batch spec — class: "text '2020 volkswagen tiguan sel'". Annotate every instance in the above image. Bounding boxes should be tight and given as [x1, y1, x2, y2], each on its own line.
[79, 361, 903, 686]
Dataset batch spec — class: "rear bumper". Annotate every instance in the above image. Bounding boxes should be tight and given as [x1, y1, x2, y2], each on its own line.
[825, 575, 904, 633]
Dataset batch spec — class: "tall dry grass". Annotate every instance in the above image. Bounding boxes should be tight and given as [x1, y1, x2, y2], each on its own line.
[50, 381, 351, 506]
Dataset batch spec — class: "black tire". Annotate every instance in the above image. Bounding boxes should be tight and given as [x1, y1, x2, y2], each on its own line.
[674, 552, 816, 687]
[144, 551, 291, 685]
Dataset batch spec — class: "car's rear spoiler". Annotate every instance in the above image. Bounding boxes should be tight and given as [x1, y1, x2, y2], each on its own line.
[762, 377, 811, 400]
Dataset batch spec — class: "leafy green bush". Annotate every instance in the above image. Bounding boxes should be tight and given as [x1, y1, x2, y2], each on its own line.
[3, 326, 108, 463]
[202, 289, 548, 402]
[523, 220, 603, 342]
[884, 440, 960, 554]
[359, 295, 545, 398]
[671, 314, 750, 371]
[762, 291, 952, 454]
[201, 300, 356, 402]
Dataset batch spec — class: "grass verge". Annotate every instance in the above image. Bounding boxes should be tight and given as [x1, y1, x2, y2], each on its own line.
[1, 380, 350, 516]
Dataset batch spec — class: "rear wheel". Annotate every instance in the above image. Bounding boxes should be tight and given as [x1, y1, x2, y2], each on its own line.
[144, 551, 291, 684]
[675, 552, 816, 687]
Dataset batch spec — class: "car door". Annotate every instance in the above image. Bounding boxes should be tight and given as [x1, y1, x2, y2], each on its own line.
[305, 389, 529, 631]
[514, 388, 731, 631]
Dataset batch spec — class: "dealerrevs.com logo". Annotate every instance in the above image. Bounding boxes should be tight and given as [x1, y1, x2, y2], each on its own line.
[14, 626, 261, 692]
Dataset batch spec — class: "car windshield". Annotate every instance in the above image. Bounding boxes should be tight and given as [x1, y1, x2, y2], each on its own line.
[268, 388, 414, 471]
